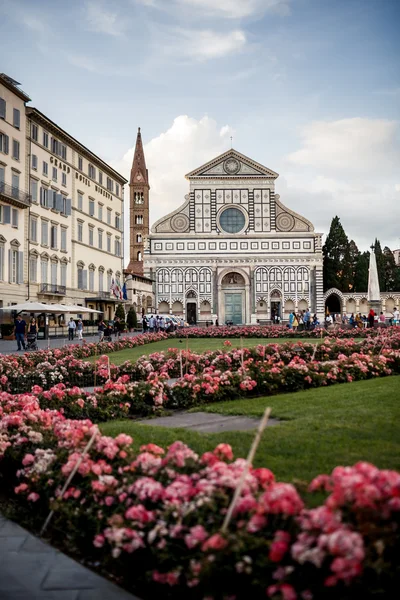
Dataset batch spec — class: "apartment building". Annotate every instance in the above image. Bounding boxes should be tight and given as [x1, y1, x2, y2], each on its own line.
[0, 74, 128, 321]
[0, 75, 31, 306]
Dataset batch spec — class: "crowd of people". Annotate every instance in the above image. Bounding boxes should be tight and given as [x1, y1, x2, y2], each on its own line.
[287, 308, 320, 331]
[325, 308, 400, 329]
[142, 315, 184, 333]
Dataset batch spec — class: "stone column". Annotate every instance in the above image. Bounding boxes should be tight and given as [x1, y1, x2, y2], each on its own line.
[315, 266, 324, 319]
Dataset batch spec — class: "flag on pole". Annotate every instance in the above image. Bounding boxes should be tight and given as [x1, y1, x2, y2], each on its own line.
[122, 283, 128, 301]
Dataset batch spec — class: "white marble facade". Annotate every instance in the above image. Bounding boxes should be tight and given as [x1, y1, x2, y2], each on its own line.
[144, 149, 324, 324]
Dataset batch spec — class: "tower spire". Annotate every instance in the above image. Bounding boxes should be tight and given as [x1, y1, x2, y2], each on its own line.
[126, 127, 150, 276]
[130, 126, 148, 186]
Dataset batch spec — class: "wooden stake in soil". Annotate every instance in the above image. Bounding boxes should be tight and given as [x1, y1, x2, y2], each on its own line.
[240, 336, 244, 369]
[221, 406, 271, 533]
[40, 430, 97, 536]
[93, 345, 97, 388]
[179, 349, 183, 379]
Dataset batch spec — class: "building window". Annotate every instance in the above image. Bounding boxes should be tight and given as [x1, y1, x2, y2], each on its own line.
[89, 226, 94, 246]
[219, 207, 246, 234]
[77, 221, 83, 242]
[50, 225, 57, 249]
[31, 154, 37, 170]
[115, 239, 121, 256]
[30, 179, 38, 203]
[98, 171, 103, 185]
[137, 251, 142, 261]
[11, 249, 18, 283]
[78, 156, 83, 171]
[107, 271, 112, 291]
[60, 262, 67, 287]
[40, 187, 48, 207]
[41, 258, 48, 284]
[61, 227, 67, 251]
[89, 199, 95, 216]
[136, 234, 142, 243]
[11, 172, 19, 195]
[43, 161, 48, 176]
[0, 243, 3, 281]
[52, 167, 57, 182]
[107, 233, 111, 253]
[30, 216, 38, 242]
[98, 203, 103, 221]
[0, 132, 9, 154]
[51, 261, 57, 286]
[13, 108, 20, 129]
[12, 139, 20, 160]
[77, 192, 83, 211]
[31, 123, 38, 141]
[107, 207, 111, 224]
[106, 177, 113, 192]
[0, 165, 3, 187]
[43, 131, 49, 148]
[29, 255, 37, 283]
[12, 208, 18, 228]
[0, 96, 6, 119]
[99, 270, 104, 292]
[62, 172, 67, 186]
[115, 213, 121, 229]
[115, 183, 120, 197]
[98, 229, 103, 249]
[134, 215, 143, 225]
[88, 164, 96, 179]
[89, 269, 95, 292]
[41, 220, 48, 245]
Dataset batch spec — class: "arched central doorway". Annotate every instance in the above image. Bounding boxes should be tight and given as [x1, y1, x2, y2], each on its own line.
[221, 272, 245, 325]
[186, 290, 197, 325]
[325, 293, 341, 315]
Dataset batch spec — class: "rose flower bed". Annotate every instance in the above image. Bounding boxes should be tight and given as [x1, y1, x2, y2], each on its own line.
[0, 398, 399, 600]
[1, 332, 400, 419]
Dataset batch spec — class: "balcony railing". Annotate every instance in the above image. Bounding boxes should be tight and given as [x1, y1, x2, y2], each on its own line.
[98, 291, 111, 299]
[39, 284, 67, 295]
[0, 181, 31, 207]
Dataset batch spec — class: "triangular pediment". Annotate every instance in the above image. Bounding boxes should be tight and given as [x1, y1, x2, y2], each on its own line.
[185, 149, 279, 179]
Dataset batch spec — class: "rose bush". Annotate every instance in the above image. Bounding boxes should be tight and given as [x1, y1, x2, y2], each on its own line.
[0, 397, 398, 599]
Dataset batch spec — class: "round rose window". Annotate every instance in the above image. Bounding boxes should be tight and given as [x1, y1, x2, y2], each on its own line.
[219, 207, 246, 234]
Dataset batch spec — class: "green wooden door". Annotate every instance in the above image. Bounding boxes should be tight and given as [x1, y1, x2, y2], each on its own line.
[225, 293, 242, 324]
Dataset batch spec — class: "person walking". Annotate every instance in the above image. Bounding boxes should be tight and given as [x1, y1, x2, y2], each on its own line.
[98, 319, 106, 341]
[288, 312, 294, 329]
[303, 308, 311, 330]
[29, 318, 38, 334]
[68, 317, 76, 341]
[368, 309, 375, 329]
[149, 315, 155, 333]
[392, 308, 399, 326]
[142, 315, 148, 332]
[14, 315, 27, 351]
[292, 313, 299, 332]
[77, 319, 83, 340]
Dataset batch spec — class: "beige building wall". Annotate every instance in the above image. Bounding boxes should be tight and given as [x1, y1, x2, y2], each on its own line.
[0, 76, 30, 308]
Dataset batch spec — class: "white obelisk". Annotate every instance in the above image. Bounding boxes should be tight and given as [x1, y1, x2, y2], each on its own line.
[367, 244, 382, 314]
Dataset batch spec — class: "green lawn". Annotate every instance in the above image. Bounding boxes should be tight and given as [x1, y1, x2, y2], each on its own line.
[89, 337, 319, 365]
[100, 376, 400, 483]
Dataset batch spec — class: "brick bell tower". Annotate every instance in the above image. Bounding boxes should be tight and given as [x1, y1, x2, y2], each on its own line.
[127, 127, 149, 275]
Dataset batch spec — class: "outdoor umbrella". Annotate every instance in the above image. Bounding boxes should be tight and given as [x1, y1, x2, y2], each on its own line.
[0, 302, 56, 313]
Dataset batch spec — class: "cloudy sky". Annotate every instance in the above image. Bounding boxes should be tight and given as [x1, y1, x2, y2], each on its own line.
[1, 0, 399, 257]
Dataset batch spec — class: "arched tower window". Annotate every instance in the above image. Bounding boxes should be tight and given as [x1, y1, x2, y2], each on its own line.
[137, 251, 142, 262]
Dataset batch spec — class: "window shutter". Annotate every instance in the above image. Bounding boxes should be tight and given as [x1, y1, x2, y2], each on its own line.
[4, 135, 9, 154]
[3, 205, 11, 224]
[82, 270, 88, 290]
[66, 198, 72, 215]
[45, 189, 50, 208]
[13, 108, 20, 128]
[0, 97, 5, 119]
[12, 209, 18, 228]
[56, 193, 63, 212]
[18, 252, 24, 284]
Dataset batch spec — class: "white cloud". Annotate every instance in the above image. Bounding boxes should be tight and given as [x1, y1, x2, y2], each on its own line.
[112, 115, 233, 257]
[84, 0, 124, 36]
[287, 118, 400, 175]
[136, 0, 292, 18]
[173, 28, 246, 60]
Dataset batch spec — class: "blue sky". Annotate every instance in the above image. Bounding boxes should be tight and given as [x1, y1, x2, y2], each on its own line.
[1, 0, 399, 254]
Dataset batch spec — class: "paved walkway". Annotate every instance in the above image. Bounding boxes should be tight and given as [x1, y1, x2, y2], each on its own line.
[0, 331, 143, 355]
[138, 411, 280, 433]
[0, 513, 140, 600]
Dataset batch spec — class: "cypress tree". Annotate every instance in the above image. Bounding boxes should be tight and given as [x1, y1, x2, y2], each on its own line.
[382, 246, 400, 291]
[348, 239, 360, 291]
[322, 216, 352, 291]
[353, 251, 370, 292]
[374, 239, 385, 291]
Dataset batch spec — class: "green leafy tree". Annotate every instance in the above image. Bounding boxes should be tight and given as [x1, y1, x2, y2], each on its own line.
[373, 239, 386, 292]
[127, 306, 138, 330]
[347, 240, 360, 290]
[353, 251, 370, 292]
[323, 216, 352, 291]
[115, 303, 126, 321]
[382, 246, 400, 291]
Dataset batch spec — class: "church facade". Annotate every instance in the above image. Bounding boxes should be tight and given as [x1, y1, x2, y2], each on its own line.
[143, 149, 324, 325]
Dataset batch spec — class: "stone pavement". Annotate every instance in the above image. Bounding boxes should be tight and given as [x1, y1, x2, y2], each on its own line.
[0, 331, 142, 355]
[0, 513, 140, 600]
[138, 411, 280, 433]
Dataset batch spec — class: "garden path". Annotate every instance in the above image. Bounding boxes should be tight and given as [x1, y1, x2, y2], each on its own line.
[137, 411, 280, 433]
[0, 513, 140, 600]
